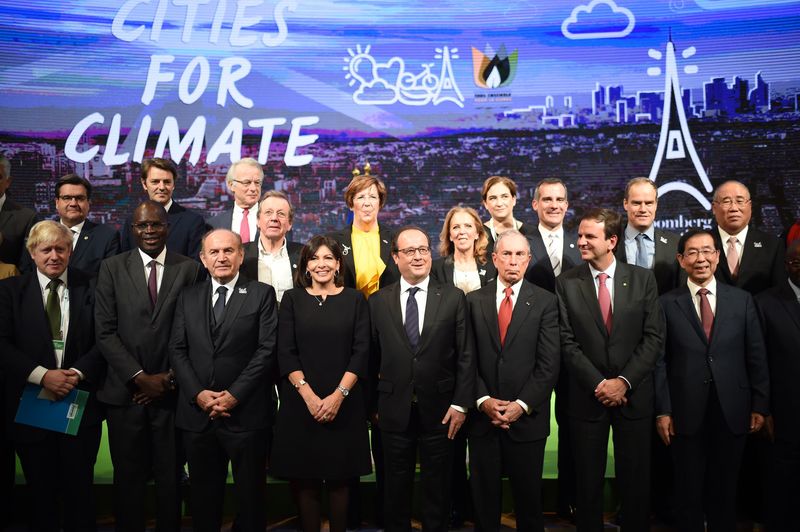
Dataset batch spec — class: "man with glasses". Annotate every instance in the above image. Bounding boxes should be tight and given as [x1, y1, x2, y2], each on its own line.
[240, 190, 302, 305]
[655, 228, 769, 531]
[207, 158, 263, 244]
[95, 200, 203, 531]
[369, 226, 474, 532]
[711, 180, 785, 295]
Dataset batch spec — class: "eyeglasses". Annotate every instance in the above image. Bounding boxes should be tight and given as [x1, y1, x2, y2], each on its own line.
[714, 197, 750, 208]
[261, 209, 289, 220]
[58, 195, 88, 202]
[132, 222, 167, 230]
[231, 179, 262, 188]
[395, 246, 431, 258]
[682, 248, 718, 260]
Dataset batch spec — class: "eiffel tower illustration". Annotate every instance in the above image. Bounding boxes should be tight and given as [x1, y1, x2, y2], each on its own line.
[648, 33, 713, 210]
[432, 46, 465, 108]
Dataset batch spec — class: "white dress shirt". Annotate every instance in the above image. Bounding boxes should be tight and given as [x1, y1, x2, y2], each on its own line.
[139, 247, 167, 293]
[257, 238, 293, 303]
[27, 270, 73, 385]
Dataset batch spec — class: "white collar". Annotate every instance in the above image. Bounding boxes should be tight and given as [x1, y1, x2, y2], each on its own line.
[589, 257, 617, 279]
[138, 246, 167, 267]
[37, 268, 68, 291]
[687, 276, 717, 296]
[400, 275, 430, 294]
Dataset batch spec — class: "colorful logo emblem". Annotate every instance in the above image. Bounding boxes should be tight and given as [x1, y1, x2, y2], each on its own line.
[472, 44, 518, 89]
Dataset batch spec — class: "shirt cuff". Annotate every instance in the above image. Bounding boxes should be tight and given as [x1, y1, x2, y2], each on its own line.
[618, 376, 632, 390]
[515, 399, 531, 415]
[450, 404, 466, 414]
[27, 366, 48, 385]
[656, 413, 671, 418]
[476, 395, 490, 410]
[130, 369, 144, 382]
[70, 368, 85, 381]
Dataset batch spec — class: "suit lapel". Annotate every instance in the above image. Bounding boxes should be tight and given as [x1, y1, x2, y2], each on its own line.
[503, 281, 534, 350]
[577, 266, 607, 337]
[21, 273, 56, 368]
[64, 269, 88, 367]
[125, 251, 152, 316]
[339, 229, 356, 281]
[480, 282, 502, 354]
[417, 281, 443, 353]
[529, 232, 549, 271]
[378, 225, 392, 268]
[737, 231, 763, 284]
[213, 278, 249, 347]
[778, 282, 800, 331]
[653, 230, 669, 264]
[71, 221, 93, 266]
[152, 253, 180, 321]
[442, 256, 455, 286]
[610, 264, 632, 338]
[674, 287, 708, 344]
[562, 231, 581, 267]
[387, 283, 413, 352]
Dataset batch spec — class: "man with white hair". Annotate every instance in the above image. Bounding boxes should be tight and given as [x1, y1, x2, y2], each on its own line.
[206, 158, 264, 244]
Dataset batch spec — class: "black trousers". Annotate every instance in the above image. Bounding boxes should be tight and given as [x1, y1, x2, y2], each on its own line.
[569, 412, 651, 532]
[768, 436, 800, 530]
[106, 403, 181, 532]
[183, 425, 267, 532]
[15, 424, 102, 532]
[469, 431, 546, 532]
[382, 406, 453, 532]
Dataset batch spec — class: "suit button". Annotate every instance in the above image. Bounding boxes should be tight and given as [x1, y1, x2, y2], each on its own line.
[499, 357, 504, 364]
[707, 356, 714, 363]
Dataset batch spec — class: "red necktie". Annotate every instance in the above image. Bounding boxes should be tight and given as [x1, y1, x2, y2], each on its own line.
[498, 286, 513, 346]
[697, 287, 713, 340]
[598, 272, 612, 334]
[240, 208, 251, 244]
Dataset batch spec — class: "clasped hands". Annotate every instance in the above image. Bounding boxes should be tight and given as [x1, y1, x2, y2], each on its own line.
[480, 398, 524, 431]
[300, 387, 343, 424]
[132, 371, 175, 405]
[196, 390, 239, 419]
[41, 369, 80, 400]
[595, 378, 628, 408]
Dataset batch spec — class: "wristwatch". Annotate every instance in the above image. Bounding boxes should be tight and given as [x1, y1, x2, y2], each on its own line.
[294, 379, 307, 389]
[337, 385, 350, 398]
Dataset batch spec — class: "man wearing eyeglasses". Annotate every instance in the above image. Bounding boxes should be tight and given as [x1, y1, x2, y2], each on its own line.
[369, 226, 474, 532]
[655, 228, 769, 531]
[240, 190, 302, 305]
[95, 200, 203, 531]
[120, 158, 207, 262]
[206, 158, 263, 244]
[711, 180, 785, 295]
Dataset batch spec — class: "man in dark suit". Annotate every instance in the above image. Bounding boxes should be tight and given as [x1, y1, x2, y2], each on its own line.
[170, 228, 277, 531]
[95, 200, 203, 531]
[205, 158, 262, 244]
[240, 190, 302, 304]
[0, 155, 37, 267]
[523, 178, 580, 521]
[755, 240, 800, 530]
[120, 158, 207, 262]
[712, 180, 785, 295]
[556, 208, 665, 532]
[466, 230, 560, 531]
[370, 226, 474, 532]
[655, 228, 769, 531]
[0, 220, 105, 531]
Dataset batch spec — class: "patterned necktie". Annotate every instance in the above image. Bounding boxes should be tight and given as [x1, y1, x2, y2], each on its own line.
[597, 273, 612, 334]
[726, 236, 739, 278]
[213, 286, 228, 325]
[697, 287, 714, 340]
[635, 233, 649, 268]
[547, 234, 561, 275]
[404, 287, 420, 349]
[147, 260, 158, 309]
[240, 208, 251, 244]
[498, 286, 513, 346]
[46, 278, 63, 340]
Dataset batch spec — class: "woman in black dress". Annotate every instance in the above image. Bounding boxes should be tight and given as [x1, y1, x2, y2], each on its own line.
[271, 235, 371, 532]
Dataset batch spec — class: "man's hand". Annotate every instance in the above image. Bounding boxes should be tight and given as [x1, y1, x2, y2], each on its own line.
[41, 369, 79, 399]
[133, 371, 174, 404]
[480, 398, 510, 426]
[196, 390, 223, 412]
[441, 407, 466, 440]
[208, 390, 239, 419]
[503, 401, 525, 425]
[656, 415, 674, 446]
[315, 392, 344, 423]
[595, 378, 628, 407]
[749, 412, 765, 434]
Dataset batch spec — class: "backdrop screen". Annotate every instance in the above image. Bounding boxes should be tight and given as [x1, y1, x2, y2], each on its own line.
[1, 0, 798, 241]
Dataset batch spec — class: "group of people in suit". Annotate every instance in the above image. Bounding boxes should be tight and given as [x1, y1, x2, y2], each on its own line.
[0, 151, 798, 532]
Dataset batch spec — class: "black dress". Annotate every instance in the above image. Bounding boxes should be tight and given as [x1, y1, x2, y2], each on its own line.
[270, 287, 372, 480]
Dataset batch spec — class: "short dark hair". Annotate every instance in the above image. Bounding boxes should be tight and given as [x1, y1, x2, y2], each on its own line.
[391, 225, 430, 253]
[141, 157, 178, 182]
[580, 208, 622, 240]
[297, 235, 346, 288]
[55, 173, 92, 199]
[677, 229, 718, 255]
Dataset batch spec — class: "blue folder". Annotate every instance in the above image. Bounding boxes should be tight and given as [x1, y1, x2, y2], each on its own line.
[14, 384, 88, 436]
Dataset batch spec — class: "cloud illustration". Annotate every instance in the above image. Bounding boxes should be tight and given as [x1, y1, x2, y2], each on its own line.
[561, 0, 636, 40]
[353, 79, 399, 105]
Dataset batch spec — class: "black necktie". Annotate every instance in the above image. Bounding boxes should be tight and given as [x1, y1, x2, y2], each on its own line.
[405, 287, 420, 349]
[213, 286, 228, 325]
[46, 278, 63, 340]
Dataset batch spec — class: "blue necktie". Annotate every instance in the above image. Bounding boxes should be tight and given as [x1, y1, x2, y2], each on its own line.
[405, 287, 420, 349]
[635, 233, 649, 268]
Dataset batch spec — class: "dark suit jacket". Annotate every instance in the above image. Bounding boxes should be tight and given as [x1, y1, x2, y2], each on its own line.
[70, 219, 120, 275]
[616, 227, 681, 295]
[756, 281, 800, 441]
[205, 208, 260, 242]
[714, 226, 786, 295]
[483, 222, 534, 257]
[556, 261, 665, 421]
[369, 278, 474, 433]
[466, 280, 560, 442]
[525, 228, 580, 293]
[0, 197, 36, 267]
[94, 249, 203, 405]
[430, 255, 496, 288]
[329, 225, 398, 290]
[0, 268, 105, 442]
[240, 239, 303, 284]
[169, 277, 277, 432]
[120, 202, 207, 262]
[656, 283, 769, 436]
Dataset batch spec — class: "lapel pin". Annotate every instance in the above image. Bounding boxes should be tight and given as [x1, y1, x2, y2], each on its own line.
[479, 269, 486, 276]
[660, 236, 668, 244]
[525, 301, 530, 306]
[292, 264, 297, 269]
[569, 243, 575, 248]
[83, 235, 89, 240]
[623, 282, 628, 287]
[753, 241, 762, 248]
[342, 244, 351, 255]
[238, 287, 247, 294]
[382, 239, 389, 244]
